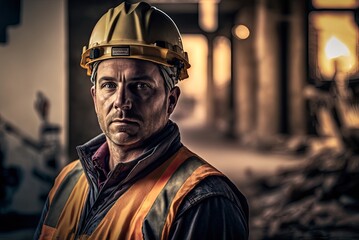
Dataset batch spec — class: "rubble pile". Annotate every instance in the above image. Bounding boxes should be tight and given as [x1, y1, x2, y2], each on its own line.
[248, 150, 359, 239]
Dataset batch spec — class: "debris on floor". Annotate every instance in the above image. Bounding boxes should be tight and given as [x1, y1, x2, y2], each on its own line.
[245, 148, 359, 239]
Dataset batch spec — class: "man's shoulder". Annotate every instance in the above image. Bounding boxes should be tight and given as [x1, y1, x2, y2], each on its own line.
[175, 147, 246, 204]
[61, 160, 82, 173]
[178, 148, 246, 200]
[169, 175, 249, 239]
[183, 175, 242, 203]
[54, 160, 83, 183]
[178, 174, 248, 216]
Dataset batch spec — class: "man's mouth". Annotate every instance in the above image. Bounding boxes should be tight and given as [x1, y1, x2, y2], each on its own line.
[111, 118, 139, 125]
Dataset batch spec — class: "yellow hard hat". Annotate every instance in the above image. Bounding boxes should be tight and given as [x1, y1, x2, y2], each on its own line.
[80, 1, 190, 80]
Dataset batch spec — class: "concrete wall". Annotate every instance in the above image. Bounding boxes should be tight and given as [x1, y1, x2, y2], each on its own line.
[0, 0, 67, 215]
[0, 0, 67, 146]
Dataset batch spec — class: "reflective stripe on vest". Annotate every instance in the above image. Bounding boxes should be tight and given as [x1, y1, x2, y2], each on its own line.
[40, 147, 223, 240]
[39, 160, 86, 240]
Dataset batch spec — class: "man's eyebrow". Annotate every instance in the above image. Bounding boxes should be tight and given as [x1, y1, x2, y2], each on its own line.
[97, 76, 116, 83]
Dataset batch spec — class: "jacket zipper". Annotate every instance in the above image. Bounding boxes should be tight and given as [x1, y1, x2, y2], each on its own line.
[74, 168, 121, 239]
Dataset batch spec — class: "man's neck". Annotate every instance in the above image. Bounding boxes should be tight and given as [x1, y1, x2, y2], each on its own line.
[107, 142, 144, 170]
[105, 123, 171, 170]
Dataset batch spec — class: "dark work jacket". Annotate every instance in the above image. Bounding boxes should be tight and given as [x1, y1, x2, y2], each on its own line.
[34, 134, 249, 240]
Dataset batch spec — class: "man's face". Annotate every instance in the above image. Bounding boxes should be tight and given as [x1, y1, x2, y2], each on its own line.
[91, 59, 179, 148]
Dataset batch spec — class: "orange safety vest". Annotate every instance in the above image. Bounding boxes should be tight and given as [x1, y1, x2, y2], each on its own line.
[39, 147, 223, 240]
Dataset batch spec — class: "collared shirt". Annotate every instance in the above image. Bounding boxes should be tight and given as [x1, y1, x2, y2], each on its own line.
[92, 142, 109, 188]
[92, 142, 138, 191]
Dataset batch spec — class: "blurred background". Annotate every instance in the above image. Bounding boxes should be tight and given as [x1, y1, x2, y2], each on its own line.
[1, 0, 359, 239]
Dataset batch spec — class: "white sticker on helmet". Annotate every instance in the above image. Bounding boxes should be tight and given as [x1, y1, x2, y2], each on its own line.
[112, 47, 130, 56]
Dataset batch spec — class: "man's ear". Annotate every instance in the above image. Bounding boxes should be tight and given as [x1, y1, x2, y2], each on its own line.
[91, 86, 98, 114]
[168, 86, 181, 115]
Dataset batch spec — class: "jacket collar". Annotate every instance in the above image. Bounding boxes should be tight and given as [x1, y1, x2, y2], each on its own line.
[75, 121, 182, 187]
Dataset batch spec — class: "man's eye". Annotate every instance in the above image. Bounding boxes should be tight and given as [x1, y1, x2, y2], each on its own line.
[136, 83, 150, 90]
[101, 82, 117, 89]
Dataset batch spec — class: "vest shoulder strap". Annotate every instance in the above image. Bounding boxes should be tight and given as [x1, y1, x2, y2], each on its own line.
[143, 148, 224, 239]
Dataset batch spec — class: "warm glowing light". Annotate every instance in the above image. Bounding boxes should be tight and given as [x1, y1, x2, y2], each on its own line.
[310, 12, 358, 78]
[312, 0, 358, 8]
[199, 0, 219, 32]
[214, 36, 231, 86]
[233, 25, 250, 40]
[325, 36, 350, 59]
[177, 34, 208, 126]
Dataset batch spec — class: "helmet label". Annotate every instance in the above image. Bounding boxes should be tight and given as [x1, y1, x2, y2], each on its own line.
[112, 46, 130, 56]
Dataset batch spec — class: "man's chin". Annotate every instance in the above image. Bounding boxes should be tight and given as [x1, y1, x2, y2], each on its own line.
[107, 132, 141, 147]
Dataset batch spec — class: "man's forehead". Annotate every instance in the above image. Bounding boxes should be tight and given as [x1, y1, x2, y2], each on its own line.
[98, 59, 158, 75]
[94, 59, 166, 87]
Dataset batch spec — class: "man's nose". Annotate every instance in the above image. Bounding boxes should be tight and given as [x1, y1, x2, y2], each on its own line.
[114, 84, 132, 110]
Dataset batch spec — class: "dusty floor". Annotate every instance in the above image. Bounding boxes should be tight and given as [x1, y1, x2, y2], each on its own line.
[180, 126, 306, 182]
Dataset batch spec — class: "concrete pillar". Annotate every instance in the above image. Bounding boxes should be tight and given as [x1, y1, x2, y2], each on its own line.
[234, 5, 257, 137]
[206, 34, 215, 127]
[288, 0, 307, 135]
[255, 0, 280, 138]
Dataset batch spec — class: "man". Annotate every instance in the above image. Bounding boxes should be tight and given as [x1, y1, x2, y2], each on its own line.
[34, 1, 248, 239]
